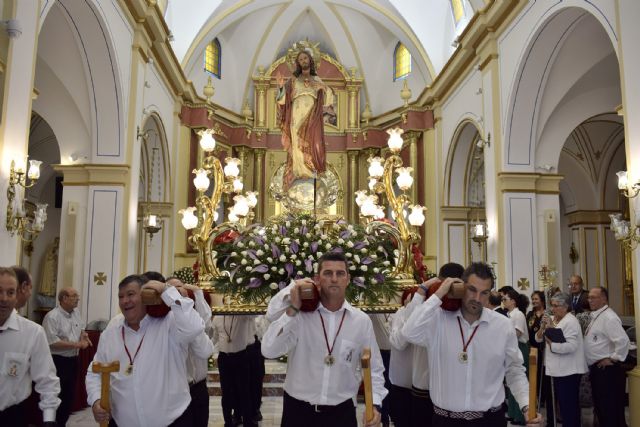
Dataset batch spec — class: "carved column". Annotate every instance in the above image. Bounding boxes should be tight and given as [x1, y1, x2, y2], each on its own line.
[345, 68, 363, 132]
[348, 150, 359, 222]
[254, 149, 266, 221]
[236, 146, 251, 189]
[404, 131, 420, 203]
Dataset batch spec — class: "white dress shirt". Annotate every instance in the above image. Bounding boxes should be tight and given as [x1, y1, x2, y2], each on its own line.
[212, 315, 256, 354]
[388, 295, 429, 389]
[187, 289, 214, 383]
[403, 294, 529, 412]
[43, 306, 85, 357]
[387, 307, 414, 388]
[262, 293, 388, 406]
[370, 314, 391, 351]
[508, 307, 529, 344]
[0, 310, 61, 421]
[536, 313, 588, 377]
[85, 287, 204, 427]
[584, 305, 629, 366]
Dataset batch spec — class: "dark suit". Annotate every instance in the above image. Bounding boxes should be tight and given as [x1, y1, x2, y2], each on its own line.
[570, 290, 589, 313]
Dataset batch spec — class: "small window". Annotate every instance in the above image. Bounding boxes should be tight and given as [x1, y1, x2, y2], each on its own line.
[451, 0, 465, 24]
[393, 42, 411, 81]
[205, 38, 221, 78]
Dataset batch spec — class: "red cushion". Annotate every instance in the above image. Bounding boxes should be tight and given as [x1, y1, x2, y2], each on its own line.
[427, 281, 462, 311]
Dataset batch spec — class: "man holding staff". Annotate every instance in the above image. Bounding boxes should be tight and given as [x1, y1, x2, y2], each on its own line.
[403, 262, 542, 426]
[262, 251, 386, 426]
[86, 274, 206, 427]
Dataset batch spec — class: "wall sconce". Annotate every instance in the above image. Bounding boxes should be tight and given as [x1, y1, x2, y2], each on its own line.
[143, 212, 162, 241]
[470, 222, 488, 262]
[609, 213, 640, 250]
[0, 19, 21, 38]
[476, 133, 491, 149]
[6, 159, 47, 242]
[616, 171, 640, 198]
[137, 129, 164, 241]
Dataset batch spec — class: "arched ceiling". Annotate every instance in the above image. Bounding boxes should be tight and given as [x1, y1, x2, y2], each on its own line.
[165, 0, 476, 115]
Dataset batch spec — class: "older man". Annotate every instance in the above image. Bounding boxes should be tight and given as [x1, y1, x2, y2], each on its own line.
[11, 265, 33, 310]
[0, 267, 60, 426]
[568, 275, 589, 313]
[86, 274, 206, 427]
[43, 287, 92, 426]
[262, 252, 386, 427]
[585, 286, 630, 427]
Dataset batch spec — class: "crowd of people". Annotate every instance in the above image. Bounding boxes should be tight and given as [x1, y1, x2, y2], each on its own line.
[0, 260, 632, 427]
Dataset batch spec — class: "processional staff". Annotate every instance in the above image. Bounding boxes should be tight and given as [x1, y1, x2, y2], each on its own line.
[91, 361, 120, 427]
[361, 347, 374, 424]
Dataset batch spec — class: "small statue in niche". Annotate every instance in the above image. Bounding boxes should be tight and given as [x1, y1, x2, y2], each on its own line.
[37, 237, 59, 308]
[569, 242, 579, 264]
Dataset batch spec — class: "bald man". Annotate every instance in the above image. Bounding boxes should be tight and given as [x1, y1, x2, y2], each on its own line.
[43, 287, 91, 425]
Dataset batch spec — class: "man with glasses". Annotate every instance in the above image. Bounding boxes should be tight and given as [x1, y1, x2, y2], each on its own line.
[567, 275, 589, 314]
[43, 287, 92, 426]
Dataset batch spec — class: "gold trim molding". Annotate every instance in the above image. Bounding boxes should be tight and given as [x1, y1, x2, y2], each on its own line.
[566, 210, 619, 227]
[498, 173, 564, 194]
[440, 206, 486, 222]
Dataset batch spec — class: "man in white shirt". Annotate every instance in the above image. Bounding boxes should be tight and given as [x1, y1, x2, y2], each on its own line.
[0, 267, 60, 427]
[403, 262, 541, 426]
[212, 314, 258, 427]
[585, 286, 630, 427]
[43, 287, 92, 426]
[262, 252, 386, 427]
[166, 276, 214, 427]
[86, 274, 206, 427]
[11, 265, 33, 310]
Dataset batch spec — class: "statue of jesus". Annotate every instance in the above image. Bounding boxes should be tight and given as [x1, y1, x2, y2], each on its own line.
[276, 49, 334, 189]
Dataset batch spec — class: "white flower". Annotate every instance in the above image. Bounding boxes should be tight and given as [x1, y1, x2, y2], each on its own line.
[297, 271, 305, 276]
[313, 262, 318, 271]
[246, 266, 252, 271]
[285, 247, 290, 253]
[236, 278, 243, 284]
[237, 242, 244, 248]
[290, 254, 297, 259]
[321, 234, 328, 240]
[278, 268, 285, 274]
[294, 227, 300, 233]
[264, 244, 270, 250]
[264, 274, 271, 280]
[275, 237, 281, 243]
[354, 254, 361, 263]
[371, 278, 378, 285]
[337, 238, 345, 244]
[241, 259, 248, 265]
[211, 251, 218, 258]
[254, 259, 261, 265]
[248, 241, 255, 247]
[295, 260, 301, 266]
[301, 219, 307, 225]
[283, 237, 291, 245]
[295, 239, 300, 244]
[347, 241, 354, 248]
[345, 253, 353, 258]
[256, 249, 264, 256]
[360, 248, 368, 253]
[241, 251, 248, 256]
[370, 254, 378, 260]
[279, 255, 287, 262]
[373, 268, 380, 273]
[360, 265, 368, 271]
[230, 263, 237, 268]
[325, 243, 332, 249]
[267, 257, 273, 263]
[269, 282, 278, 290]
[272, 226, 278, 232]
[303, 242, 309, 248]
[231, 251, 238, 257]
[347, 225, 354, 231]
[393, 249, 400, 257]
[306, 233, 312, 239]
[271, 266, 277, 271]
[378, 246, 384, 252]
[349, 265, 356, 271]
[317, 252, 323, 258]
[382, 261, 390, 266]
[285, 221, 291, 227]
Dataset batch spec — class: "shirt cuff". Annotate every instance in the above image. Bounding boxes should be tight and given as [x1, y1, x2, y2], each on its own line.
[43, 408, 56, 422]
[161, 286, 194, 312]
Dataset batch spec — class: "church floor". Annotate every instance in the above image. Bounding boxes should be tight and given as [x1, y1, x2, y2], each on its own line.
[66, 398, 613, 426]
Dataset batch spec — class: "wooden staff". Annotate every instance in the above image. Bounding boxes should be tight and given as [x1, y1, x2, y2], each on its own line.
[528, 347, 538, 420]
[92, 361, 120, 427]
[361, 348, 374, 423]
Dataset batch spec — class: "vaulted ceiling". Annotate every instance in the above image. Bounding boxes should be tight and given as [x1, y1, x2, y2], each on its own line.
[163, 0, 477, 115]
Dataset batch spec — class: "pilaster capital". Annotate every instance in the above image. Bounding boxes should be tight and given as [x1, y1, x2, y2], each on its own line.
[54, 164, 130, 187]
[498, 173, 564, 194]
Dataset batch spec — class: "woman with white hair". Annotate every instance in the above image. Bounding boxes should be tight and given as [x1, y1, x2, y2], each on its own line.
[536, 292, 587, 427]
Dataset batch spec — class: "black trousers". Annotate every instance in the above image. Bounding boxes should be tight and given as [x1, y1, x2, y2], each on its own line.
[411, 386, 434, 427]
[218, 349, 257, 427]
[52, 354, 79, 427]
[389, 384, 412, 427]
[590, 363, 627, 427]
[247, 337, 265, 416]
[432, 405, 506, 427]
[0, 399, 28, 427]
[553, 373, 582, 427]
[281, 391, 357, 427]
[379, 349, 391, 424]
[188, 379, 210, 427]
[108, 404, 193, 427]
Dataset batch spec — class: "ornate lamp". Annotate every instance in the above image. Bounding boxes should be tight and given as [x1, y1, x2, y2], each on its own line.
[609, 213, 640, 250]
[6, 158, 47, 242]
[616, 170, 640, 198]
[470, 222, 488, 262]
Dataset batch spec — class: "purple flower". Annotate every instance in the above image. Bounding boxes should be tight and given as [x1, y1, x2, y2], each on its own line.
[247, 249, 257, 260]
[254, 236, 264, 246]
[278, 281, 287, 290]
[285, 263, 294, 277]
[330, 247, 343, 253]
[375, 273, 385, 284]
[228, 266, 240, 280]
[353, 276, 365, 288]
[253, 264, 269, 273]
[340, 230, 350, 239]
[280, 225, 287, 236]
[301, 225, 308, 235]
[311, 241, 319, 252]
[247, 277, 262, 288]
[361, 257, 374, 265]
[291, 241, 299, 254]
[305, 258, 313, 273]
[354, 241, 367, 250]
[271, 244, 281, 258]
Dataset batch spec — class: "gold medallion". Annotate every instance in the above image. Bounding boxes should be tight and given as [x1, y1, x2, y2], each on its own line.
[324, 355, 335, 366]
[458, 351, 468, 363]
[125, 364, 133, 375]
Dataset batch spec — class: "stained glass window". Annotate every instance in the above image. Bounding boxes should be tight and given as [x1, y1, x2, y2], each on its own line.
[205, 38, 221, 78]
[451, 0, 465, 24]
[394, 42, 411, 81]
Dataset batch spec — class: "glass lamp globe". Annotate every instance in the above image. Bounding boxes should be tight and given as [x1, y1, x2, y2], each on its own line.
[192, 169, 210, 191]
[396, 167, 414, 191]
[224, 158, 241, 178]
[198, 129, 216, 152]
[179, 207, 198, 230]
[386, 127, 404, 152]
[617, 171, 628, 190]
[367, 157, 384, 178]
[28, 160, 42, 180]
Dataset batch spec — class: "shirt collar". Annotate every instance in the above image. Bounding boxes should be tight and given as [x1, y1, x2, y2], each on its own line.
[0, 309, 20, 331]
[58, 306, 75, 318]
[124, 314, 150, 331]
[455, 307, 490, 327]
[318, 300, 355, 314]
[591, 305, 608, 317]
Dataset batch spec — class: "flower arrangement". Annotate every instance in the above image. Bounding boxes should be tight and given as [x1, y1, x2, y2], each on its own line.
[213, 213, 397, 304]
[172, 266, 196, 285]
